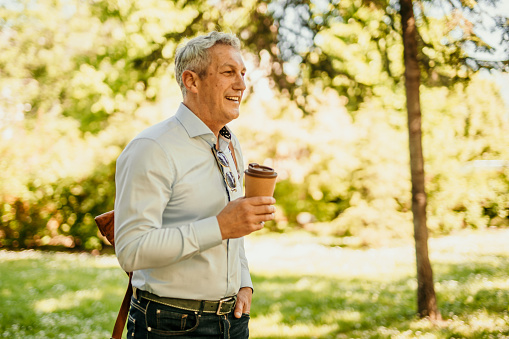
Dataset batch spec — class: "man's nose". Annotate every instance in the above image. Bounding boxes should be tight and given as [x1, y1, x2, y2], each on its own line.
[233, 74, 246, 91]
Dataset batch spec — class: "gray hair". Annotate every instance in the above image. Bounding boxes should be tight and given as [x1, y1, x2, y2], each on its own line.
[175, 31, 241, 98]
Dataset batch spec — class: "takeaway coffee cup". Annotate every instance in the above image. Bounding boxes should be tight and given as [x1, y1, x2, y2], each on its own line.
[244, 163, 278, 198]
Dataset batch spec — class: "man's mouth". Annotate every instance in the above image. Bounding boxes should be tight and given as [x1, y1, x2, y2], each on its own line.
[225, 96, 240, 103]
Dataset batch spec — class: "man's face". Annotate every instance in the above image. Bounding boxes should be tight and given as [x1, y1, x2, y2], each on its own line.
[196, 44, 247, 126]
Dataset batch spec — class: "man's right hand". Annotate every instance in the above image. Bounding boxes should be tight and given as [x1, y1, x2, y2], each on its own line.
[217, 196, 276, 239]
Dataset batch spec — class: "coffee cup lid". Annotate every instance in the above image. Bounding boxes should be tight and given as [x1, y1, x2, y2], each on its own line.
[245, 163, 277, 178]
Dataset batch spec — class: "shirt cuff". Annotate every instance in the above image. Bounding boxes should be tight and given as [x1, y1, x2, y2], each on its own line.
[193, 216, 223, 251]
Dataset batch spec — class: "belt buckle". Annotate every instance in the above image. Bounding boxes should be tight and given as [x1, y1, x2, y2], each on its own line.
[216, 296, 234, 315]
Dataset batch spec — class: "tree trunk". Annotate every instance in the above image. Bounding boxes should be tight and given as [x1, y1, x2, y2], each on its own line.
[399, 0, 441, 320]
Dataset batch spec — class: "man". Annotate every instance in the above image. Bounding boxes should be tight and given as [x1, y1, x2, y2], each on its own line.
[114, 31, 276, 338]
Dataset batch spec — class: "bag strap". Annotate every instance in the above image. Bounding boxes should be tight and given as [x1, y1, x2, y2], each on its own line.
[94, 212, 130, 339]
[111, 272, 132, 339]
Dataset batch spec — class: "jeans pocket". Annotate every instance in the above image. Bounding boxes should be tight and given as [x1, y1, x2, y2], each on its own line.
[227, 312, 250, 338]
[127, 313, 136, 337]
[128, 297, 147, 339]
[156, 309, 192, 331]
[146, 303, 200, 336]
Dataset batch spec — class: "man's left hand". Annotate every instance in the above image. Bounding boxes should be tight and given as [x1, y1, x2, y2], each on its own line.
[234, 287, 252, 318]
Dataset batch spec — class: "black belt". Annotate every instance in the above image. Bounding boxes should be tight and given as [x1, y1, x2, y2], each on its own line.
[135, 289, 237, 316]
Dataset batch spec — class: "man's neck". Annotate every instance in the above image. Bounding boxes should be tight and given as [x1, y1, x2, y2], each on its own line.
[182, 101, 222, 138]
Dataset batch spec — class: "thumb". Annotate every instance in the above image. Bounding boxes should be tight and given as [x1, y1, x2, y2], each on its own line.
[234, 299, 243, 318]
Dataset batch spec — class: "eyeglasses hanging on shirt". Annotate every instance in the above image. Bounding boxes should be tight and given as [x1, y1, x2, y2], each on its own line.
[211, 145, 237, 194]
[212, 127, 241, 201]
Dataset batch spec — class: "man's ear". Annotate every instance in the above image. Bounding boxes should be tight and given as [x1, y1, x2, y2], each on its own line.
[182, 70, 199, 94]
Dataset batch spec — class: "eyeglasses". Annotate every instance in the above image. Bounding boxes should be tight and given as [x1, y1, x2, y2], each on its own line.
[211, 145, 237, 191]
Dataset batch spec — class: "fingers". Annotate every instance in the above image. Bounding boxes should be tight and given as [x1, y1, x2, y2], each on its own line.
[247, 196, 276, 206]
[235, 287, 252, 318]
[253, 211, 275, 224]
[234, 300, 243, 318]
[217, 196, 277, 239]
[252, 204, 276, 217]
[244, 196, 276, 217]
[248, 207, 275, 226]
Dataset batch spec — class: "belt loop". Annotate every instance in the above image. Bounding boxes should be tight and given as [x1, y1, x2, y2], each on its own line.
[198, 300, 205, 317]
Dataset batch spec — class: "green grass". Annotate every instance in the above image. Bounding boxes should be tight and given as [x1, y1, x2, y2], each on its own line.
[0, 252, 126, 338]
[1, 229, 508, 338]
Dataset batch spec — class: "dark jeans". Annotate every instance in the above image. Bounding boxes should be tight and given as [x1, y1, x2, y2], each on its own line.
[127, 295, 250, 338]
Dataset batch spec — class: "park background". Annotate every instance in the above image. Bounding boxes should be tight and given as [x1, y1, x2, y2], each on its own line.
[0, 0, 508, 337]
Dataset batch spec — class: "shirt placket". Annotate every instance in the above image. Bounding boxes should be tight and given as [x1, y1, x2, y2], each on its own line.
[217, 137, 237, 297]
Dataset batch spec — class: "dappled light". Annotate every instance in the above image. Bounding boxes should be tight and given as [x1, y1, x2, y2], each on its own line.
[1, 0, 508, 250]
[34, 289, 104, 313]
[244, 230, 509, 337]
[2, 230, 507, 337]
[1, 0, 508, 337]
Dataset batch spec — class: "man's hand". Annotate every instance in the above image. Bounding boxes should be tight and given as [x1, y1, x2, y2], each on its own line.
[234, 287, 253, 318]
[217, 196, 276, 239]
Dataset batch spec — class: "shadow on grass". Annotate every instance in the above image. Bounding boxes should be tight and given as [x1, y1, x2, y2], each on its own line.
[1, 250, 508, 338]
[249, 254, 509, 338]
[250, 273, 417, 338]
[0, 253, 126, 338]
[433, 256, 509, 317]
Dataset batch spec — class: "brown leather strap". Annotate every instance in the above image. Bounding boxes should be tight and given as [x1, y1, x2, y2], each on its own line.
[111, 272, 132, 339]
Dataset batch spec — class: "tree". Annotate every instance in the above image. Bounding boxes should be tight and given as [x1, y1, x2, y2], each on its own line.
[227, 0, 508, 319]
[400, 0, 441, 320]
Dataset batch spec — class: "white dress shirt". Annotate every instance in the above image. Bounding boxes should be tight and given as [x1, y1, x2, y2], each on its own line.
[114, 103, 252, 300]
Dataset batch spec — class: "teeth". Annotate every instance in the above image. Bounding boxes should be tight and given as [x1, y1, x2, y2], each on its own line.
[226, 96, 239, 101]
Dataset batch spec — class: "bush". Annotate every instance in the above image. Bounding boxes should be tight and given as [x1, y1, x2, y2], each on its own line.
[0, 162, 115, 250]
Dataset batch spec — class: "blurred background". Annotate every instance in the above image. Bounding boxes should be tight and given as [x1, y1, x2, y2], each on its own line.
[1, 0, 509, 338]
[1, 0, 507, 251]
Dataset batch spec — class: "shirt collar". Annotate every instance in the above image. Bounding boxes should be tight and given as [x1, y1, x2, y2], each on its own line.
[175, 103, 214, 139]
[175, 103, 233, 150]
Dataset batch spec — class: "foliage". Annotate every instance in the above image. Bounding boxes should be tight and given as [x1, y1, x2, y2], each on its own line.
[1, 230, 508, 338]
[0, 162, 116, 250]
[423, 77, 509, 232]
[236, 73, 509, 244]
[0, 0, 508, 249]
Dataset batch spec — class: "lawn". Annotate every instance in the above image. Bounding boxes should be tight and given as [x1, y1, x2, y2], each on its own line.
[1, 229, 508, 338]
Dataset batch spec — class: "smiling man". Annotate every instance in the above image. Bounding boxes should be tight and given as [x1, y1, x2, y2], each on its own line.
[114, 32, 276, 338]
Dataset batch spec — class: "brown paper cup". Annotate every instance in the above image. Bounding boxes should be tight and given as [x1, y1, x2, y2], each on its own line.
[244, 163, 277, 198]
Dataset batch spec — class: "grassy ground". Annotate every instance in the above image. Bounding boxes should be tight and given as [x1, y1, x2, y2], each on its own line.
[0, 229, 508, 338]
